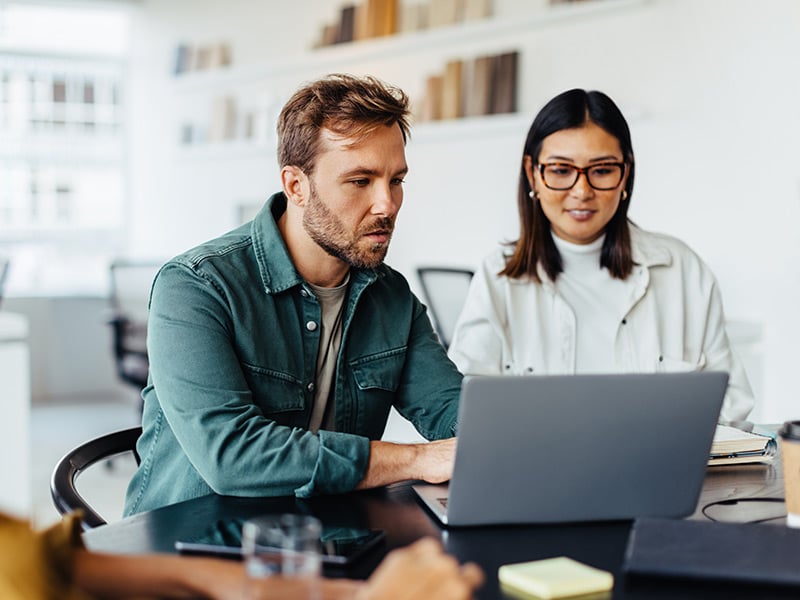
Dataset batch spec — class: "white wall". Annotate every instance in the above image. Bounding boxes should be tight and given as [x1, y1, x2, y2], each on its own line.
[124, 0, 800, 423]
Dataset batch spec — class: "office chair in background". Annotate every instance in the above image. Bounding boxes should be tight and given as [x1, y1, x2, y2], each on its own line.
[108, 260, 162, 407]
[50, 426, 142, 530]
[0, 255, 9, 307]
[416, 266, 475, 349]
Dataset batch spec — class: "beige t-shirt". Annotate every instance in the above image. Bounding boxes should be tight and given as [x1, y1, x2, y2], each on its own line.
[306, 275, 349, 433]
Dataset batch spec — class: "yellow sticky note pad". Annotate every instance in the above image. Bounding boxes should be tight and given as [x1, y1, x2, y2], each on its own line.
[498, 556, 614, 600]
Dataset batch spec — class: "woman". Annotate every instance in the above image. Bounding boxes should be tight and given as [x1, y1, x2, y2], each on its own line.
[447, 88, 753, 424]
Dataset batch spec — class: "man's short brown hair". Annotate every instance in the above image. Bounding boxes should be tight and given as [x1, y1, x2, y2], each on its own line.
[277, 74, 411, 174]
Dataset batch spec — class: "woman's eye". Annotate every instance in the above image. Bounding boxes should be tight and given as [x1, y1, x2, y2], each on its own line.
[549, 167, 572, 176]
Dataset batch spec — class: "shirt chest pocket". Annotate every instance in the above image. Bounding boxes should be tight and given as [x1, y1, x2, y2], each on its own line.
[241, 364, 307, 426]
[349, 348, 406, 420]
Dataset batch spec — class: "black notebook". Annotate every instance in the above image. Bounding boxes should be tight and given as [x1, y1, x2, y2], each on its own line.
[623, 517, 800, 587]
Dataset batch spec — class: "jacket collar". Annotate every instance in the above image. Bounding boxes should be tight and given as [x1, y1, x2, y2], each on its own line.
[532, 223, 672, 288]
[251, 192, 378, 295]
[630, 224, 672, 268]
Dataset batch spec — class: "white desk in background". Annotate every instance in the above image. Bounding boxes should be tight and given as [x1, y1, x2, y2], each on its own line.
[0, 311, 31, 517]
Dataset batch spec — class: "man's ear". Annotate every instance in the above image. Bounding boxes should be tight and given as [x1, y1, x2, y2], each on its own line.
[281, 166, 308, 207]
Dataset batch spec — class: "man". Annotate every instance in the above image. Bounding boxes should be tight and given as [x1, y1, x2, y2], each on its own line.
[125, 74, 462, 515]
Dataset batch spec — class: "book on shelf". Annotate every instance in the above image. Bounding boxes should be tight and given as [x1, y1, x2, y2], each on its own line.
[463, 0, 493, 21]
[428, 0, 461, 28]
[365, 0, 398, 38]
[440, 59, 463, 120]
[400, 2, 429, 33]
[708, 424, 776, 466]
[208, 96, 238, 142]
[419, 74, 444, 122]
[463, 54, 493, 117]
[489, 50, 519, 115]
[338, 4, 357, 43]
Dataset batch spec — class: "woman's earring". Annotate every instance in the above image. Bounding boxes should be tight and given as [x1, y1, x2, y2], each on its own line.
[529, 190, 538, 200]
[621, 190, 628, 201]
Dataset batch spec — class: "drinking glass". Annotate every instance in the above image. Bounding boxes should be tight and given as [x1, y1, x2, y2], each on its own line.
[241, 514, 322, 599]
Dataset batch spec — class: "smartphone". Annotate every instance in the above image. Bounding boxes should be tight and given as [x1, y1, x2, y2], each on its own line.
[174, 517, 385, 565]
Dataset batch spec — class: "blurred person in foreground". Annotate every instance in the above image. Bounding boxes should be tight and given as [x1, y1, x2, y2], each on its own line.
[0, 511, 483, 599]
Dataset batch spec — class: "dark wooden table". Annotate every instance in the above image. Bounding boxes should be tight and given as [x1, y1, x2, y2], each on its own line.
[85, 457, 792, 599]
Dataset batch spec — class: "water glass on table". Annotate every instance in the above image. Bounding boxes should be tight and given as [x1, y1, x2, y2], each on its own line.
[241, 514, 323, 599]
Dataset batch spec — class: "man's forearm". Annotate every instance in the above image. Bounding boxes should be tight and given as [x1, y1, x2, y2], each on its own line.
[356, 438, 456, 490]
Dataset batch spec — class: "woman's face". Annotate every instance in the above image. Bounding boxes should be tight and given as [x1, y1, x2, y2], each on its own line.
[525, 121, 628, 245]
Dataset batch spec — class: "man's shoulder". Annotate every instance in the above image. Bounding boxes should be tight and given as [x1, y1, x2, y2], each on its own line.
[366, 263, 412, 292]
[170, 222, 254, 271]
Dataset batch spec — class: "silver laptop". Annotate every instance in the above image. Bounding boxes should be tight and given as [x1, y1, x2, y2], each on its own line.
[413, 372, 727, 527]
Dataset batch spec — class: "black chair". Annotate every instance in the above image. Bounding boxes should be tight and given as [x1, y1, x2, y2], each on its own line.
[50, 426, 142, 531]
[416, 266, 475, 350]
[108, 260, 162, 396]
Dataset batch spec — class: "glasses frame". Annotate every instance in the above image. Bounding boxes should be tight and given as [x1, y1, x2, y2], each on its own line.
[536, 161, 627, 191]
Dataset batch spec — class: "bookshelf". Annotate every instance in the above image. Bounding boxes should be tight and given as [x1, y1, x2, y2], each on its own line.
[168, 0, 649, 157]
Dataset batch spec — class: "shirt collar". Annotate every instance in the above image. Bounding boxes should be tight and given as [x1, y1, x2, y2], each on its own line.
[251, 192, 379, 295]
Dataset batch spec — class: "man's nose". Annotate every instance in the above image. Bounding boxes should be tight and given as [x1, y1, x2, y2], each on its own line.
[372, 183, 401, 216]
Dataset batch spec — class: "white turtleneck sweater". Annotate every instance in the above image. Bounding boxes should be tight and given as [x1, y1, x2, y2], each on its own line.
[551, 234, 637, 374]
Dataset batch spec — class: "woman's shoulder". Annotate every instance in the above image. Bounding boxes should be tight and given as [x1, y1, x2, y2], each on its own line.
[630, 225, 712, 275]
[630, 225, 704, 262]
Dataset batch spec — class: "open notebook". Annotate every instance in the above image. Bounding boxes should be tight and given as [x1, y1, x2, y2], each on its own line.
[413, 372, 728, 526]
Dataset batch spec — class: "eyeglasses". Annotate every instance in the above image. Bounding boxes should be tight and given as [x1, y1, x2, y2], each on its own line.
[536, 162, 626, 191]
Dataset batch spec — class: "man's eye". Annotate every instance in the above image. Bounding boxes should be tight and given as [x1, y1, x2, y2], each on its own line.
[351, 179, 369, 187]
[391, 178, 405, 186]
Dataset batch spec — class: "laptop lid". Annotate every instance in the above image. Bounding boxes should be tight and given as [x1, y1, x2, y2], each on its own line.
[414, 371, 727, 527]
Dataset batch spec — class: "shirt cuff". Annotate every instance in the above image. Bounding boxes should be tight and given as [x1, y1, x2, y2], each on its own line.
[294, 430, 371, 497]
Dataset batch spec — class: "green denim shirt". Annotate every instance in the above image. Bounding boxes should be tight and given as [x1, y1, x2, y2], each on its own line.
[124, 193, 462, 515]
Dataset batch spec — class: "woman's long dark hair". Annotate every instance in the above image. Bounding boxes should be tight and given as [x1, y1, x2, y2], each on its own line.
[501, 89, 636, 283]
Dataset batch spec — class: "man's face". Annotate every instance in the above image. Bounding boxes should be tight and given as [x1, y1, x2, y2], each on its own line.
[302, 124, 407, 269]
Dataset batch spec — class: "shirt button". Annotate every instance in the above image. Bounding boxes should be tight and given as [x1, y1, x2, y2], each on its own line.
[300, 289, 309, 297]
[306, 320, 318, 331]
[307, 382, 316, 392]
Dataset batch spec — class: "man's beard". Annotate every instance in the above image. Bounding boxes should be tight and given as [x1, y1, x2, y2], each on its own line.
[302, 183, 394, 269]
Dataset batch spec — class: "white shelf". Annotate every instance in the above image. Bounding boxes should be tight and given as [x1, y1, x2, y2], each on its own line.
[171, 0, 651, 93]
[168, 0, 651, 160]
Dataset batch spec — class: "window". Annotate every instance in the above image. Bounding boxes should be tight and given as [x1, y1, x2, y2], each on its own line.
[0, 2, 130, 295]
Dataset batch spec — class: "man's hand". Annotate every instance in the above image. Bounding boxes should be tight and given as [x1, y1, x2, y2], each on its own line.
[356, 538, 483, 600]
[412, 437, 456, 483]
[356, 437, 457, 490]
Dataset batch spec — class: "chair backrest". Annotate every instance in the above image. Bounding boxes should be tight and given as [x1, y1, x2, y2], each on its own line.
[0, 255, 9, 307]
[50, 426, 142, 531]
[416, 267, 475, 349]
[108, 260, 162, 390]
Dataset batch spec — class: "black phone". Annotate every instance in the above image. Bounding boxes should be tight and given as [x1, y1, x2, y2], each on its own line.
[174, 517, 385, 565]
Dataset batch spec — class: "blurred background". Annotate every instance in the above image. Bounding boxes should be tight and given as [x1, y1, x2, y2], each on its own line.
[1, 0, 798, 524]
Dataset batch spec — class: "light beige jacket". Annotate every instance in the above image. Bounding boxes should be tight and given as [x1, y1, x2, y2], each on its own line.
[448, 226, 755, 424]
